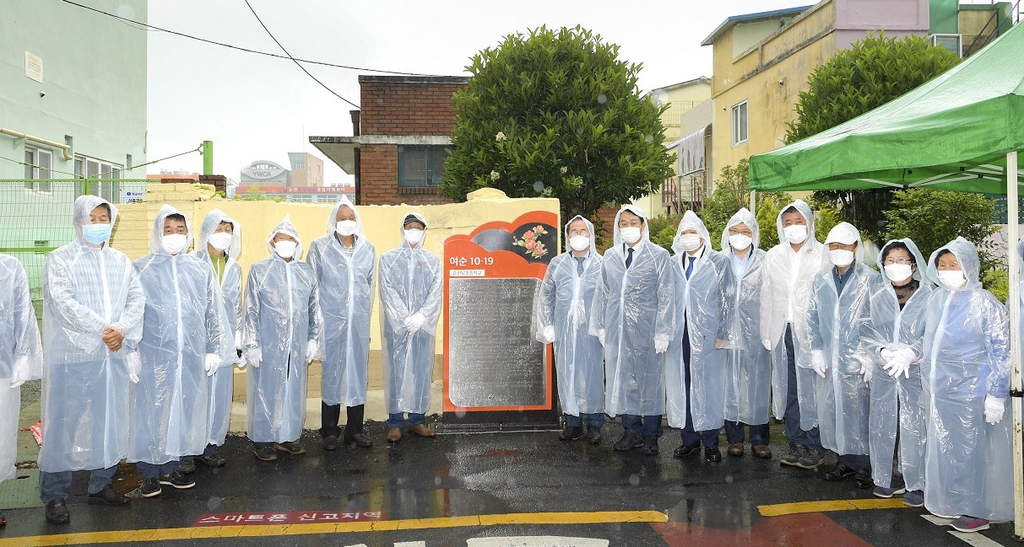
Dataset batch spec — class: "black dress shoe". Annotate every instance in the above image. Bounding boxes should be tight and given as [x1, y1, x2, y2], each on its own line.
[177, 458, 196, 474]
[587, 426, 602, 445]
[198, 452, 227, 467]
[613, 432, 643, 451]
[87, 486, 130, 506]
[346, 433, 373, 448]
[673, 444, 701, 458]
[641, 436, 660, 456]
[705, 447, 723, 462]
[854, 468, 873, 489]
[322, 435, 340, 451]
[558, 425, 583, 441]
[45, 498, 70, 524]
[823, 463, 857, 481]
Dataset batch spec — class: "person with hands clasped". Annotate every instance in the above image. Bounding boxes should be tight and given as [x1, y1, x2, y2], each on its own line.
[589, 205, 674, 455]
[38, 196, 144, 524]
[920, 237, 1013, 533]
[245, 216, 322, 463]
[534, 215, 605, 444]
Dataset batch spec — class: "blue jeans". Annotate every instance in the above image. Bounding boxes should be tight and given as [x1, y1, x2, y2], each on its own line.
[565, 413, 606, 429]
[724, 421, 769, 446]
[135, 460, 179, 481]
[387, 412, 425, 429]
[621, 414, 662, 438]
[783, 325, 823, 455]
[39, 465, 118, 504]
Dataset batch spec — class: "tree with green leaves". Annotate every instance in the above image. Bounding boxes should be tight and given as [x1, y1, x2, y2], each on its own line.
[441, 25, 674, 232]
[786, 32, 961, 243]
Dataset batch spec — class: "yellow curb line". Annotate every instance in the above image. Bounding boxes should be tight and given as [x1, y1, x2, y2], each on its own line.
[758, 498, 910, 517]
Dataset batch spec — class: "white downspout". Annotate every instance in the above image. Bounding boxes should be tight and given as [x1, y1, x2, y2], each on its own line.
[0, 127, 73, 160]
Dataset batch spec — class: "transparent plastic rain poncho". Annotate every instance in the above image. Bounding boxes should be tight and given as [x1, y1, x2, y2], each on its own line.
[130, 205, 231, 465]
[806, 222, 880, 455]
[533, 215, 605, 417]
[920, 237, 1013, 520]
[190, 209, 243, 447]
[39, 196, 145, 473]
[859, 238, 931, 491]
[665, 211, 728, 431]
[378, 213, 443, 416]
[0, 253, 42, 482]
[306, 197, 376, 407]
[759, 199, 829, 425]
[589, 205, 674, 417]
[245, 217, 322, 443]
[718, 208, 771, 426]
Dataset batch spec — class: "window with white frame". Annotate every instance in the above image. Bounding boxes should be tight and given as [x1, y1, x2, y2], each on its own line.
[731, 101, 748, 145]
[74, 155, 123, 203]
[24, 146, 53, 193]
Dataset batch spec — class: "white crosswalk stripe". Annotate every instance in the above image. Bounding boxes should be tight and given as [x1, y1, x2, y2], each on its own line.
[466, 537, 609, 547]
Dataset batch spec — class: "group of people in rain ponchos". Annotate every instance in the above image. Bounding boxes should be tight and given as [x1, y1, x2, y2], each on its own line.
[0, 195, 442, 527]
[533, 200, 1014, 534]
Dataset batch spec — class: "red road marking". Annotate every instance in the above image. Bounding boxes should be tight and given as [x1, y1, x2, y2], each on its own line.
[651, 513, 873, 547]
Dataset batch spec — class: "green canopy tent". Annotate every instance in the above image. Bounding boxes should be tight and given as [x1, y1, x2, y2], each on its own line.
[749, 21, 1023, 535]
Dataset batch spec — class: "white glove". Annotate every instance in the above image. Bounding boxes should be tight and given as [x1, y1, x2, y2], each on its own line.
[234, 330, 243, 351]
[984, 395, 1006, 425]
[598, 329, 606, 347]
[879, 348, 895, 362]
[882, 347, 916, 379]
[403, 312, 427, 334]
[860, 360, 874, 383]
[235, 355, 247, 369]
[654, 335, 670, 354]
[811, 350, 826, 378]
[9, 356, 32, 388]
[539, 325, 556, 345]
[762, 339, 772, 351]
[204, 353, 222, 376]
[305, 339, 319, 364]
[246, 347, 262, 368]
[126, 352, 141, 384]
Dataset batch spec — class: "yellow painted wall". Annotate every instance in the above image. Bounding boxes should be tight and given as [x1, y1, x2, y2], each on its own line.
[112, 184, 560, 400]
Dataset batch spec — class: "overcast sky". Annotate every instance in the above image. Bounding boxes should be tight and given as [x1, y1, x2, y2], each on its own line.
[143, 1, 818, 185]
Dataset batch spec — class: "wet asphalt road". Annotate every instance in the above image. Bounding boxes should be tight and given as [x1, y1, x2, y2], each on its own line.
[0, 419, 1018, 546]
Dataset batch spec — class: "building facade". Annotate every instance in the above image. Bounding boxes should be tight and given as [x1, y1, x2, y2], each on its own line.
[240, 153, 325, 187]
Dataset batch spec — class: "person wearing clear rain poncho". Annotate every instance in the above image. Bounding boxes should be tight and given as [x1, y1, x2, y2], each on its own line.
[38, 196, 144, 524]
[245, 216, 322, 462]
[665, 211, 729, 463]
[718, 208, 772, 460]
[180, 209, 244, 473]
[378, 213, 443, 443]
[760, 199, 829, 470]
[0, 250, 42, 527]
[131, 205, 232, 498]
[307, 197, 376, 451]
[806, 222, 880, 489]
[919, 237, 1013, 533]
[859, 238, 931, 506]
[589, 205, 674, 456]
[534, 215, 605, 444]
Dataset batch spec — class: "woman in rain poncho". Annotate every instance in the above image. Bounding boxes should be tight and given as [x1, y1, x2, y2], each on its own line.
[760, 199, 829, 469]
[807, 222, 880, 488]
[182, 209, 243, 471]
[245, 216, 322, 462]
[534, 215, 605, 444]
[131, 205, 231, 497]
[859, 238, 931, 505]
[39, 195, 143, 522]
[0, 250, 42, 527]
[589, 205, 674, 455]
[307, 197, 376, 450]
[920, 237, 1013, 532]
[718, 208, 772, 459]
[665, 211, 729, 462]
[378, 212, 443, 442]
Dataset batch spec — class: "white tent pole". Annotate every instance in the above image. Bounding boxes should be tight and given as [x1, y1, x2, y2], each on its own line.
[749, 190, 757, 216]
[1008, 149, 1022, 539]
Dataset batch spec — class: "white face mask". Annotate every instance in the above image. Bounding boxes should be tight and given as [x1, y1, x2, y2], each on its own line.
[884, 263, 914, 283]
[937, 269, 966, 290]
[403, 228, 425, 246]
[620, 227, 641, 245]
[568, 234, 590, 252]
[783, 224, 808, 244]
[161, 233, 188, 255]
[729, 233, 753, 251]
[336, 220, 358, 237]
[677, 233, 702, 253]
[829, 249, 855, 267]
[208, 232, 233, 252]
[274, 240, 297, 259]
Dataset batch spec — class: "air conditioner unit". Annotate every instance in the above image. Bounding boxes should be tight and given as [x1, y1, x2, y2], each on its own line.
[929, 34, 963, 58]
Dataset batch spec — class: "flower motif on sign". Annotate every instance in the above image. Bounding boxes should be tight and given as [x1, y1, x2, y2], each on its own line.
[514, 225, 549, 259]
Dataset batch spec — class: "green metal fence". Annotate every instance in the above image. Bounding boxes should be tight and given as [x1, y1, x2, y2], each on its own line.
[0, 179, 149, 316]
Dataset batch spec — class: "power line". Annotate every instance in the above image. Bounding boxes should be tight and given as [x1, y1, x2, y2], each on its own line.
[60, 0, 444, 79]
[243, 0, 358, 108]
